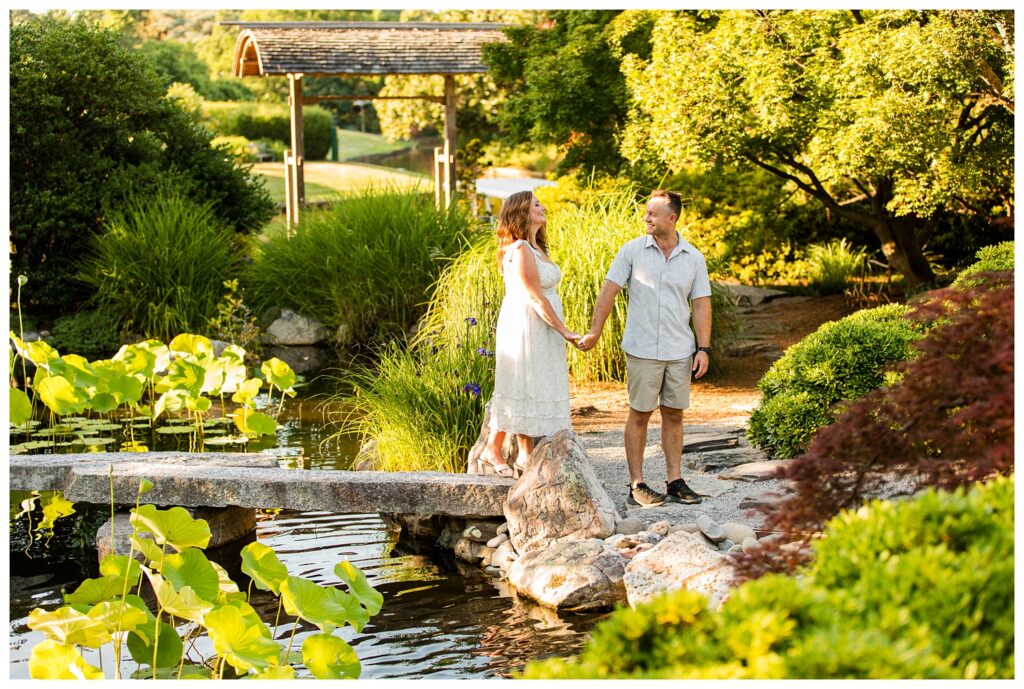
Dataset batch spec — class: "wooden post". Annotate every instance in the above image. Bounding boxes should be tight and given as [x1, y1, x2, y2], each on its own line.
[288, 73, 306, 225]
[434, 147, 445, 210]
[442, 74, 457, 209]
[284, 149, 293, 231]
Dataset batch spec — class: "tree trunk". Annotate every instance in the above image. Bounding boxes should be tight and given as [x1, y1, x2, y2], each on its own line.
[870, 216, 936, 287]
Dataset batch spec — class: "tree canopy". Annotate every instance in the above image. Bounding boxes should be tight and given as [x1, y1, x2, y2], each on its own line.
[618, 9, 1014, 285]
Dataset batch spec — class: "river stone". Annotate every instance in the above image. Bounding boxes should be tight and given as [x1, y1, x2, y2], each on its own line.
[718, 539, 735, 552]
[720, 522, 757, 544]
[623, 531, 738, 610]
[463, 520, 502, 543]
[496, 522, 509, 535]
[504, 430, 619, 554]
[742, 537, 761, 553]
[478, 546, 498, 567]
[453, 537, 483, 563]
[466, 403, 519, 474]
[605, 533, 629, 548]
[491, 540, 518, 571]
[487, 532, 510, 548]
[506, 539, 628, 611]
[669, 522, 700, 535]
[696, 514, 725, 543]
[264, 308, 330, 346]
[614, 517, 646, 535]
[719, 460, 792, 482]
[647, 520, 671, 537]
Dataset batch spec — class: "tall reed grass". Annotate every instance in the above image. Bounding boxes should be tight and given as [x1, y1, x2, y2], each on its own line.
[79, 192, 241, 342]
[245, 186, 475, 345]
[806, 238, 868, 294]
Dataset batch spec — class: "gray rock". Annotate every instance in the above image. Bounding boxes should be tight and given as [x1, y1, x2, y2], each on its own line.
[696, 514, 725, 543]
[669, 522, 700, 535]
[623, 531, 738, 610]
[97, 506, 256, 563]
[466, 403, 520, 474]
[647, 520, 671, 537]
[719, 460, 792, 482]
[605, 533, 629, 548]
[739, 491, 791, 510]
[486, 532, 510, 548]
[506, 539, 628, 611]
[504, 430, 619, 554]
[718, 539, 735, 552]
[263, 308, 330, 346]
[715, 283, 789, 306]
[382, 513, 443, 540]
[741, 537, 761, 553]
[210, 339, 231, 357]
[689, 447, 768, 472]
[463, 520, 502, 543]
[720, 522, 757, 544]
[633, 531, 662, 545]
[615, 517, 646, 535]
[264, 345, 329, 375]
[334, 322, 353, 347]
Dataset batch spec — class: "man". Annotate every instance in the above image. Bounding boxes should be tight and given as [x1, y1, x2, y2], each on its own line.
[577, 190, 712, 507]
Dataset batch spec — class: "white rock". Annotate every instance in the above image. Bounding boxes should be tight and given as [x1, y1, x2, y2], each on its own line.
[623, 531, 737, 610]
[668, 522, 700, 535]
[647, 520, 671, 537]
[696, 514, 725, 543]
[507, 539, 629, 611]
[720, 522, 757, 544]
[497, 522, 509, 535]
[728, 544, 743, 553]
[615, 517, 645, 535]
[741, 537, 761, 553]
[487, 532, 510, 548]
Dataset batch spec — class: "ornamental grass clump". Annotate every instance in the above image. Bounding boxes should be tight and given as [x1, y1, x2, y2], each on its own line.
[245, 186, 474, 346]
[522, 475, 1013, 679]
[746, 303, 928, 459]
[79, 191, 242, 343]
[805, 238, 869, 294]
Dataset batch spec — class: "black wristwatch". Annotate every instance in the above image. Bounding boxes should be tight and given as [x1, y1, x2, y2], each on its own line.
[696, 346, 712, 356]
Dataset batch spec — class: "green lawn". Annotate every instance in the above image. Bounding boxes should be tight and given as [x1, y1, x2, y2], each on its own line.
[253, 160, 427, 204]
[335, 129, 411, 160]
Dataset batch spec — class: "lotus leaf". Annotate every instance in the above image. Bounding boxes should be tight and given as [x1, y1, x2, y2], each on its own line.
[162, 548, 220, 603]
[131, 504, 211, 551]
[153, 389, 185, 419]
[169, 333, 214, 357]
[250, 665, 297, 679]
[261, 358, 296, 394]
[202, 435, 250, 445]
[132, 339, 172, 374]
[204, 604, 281, 673]
[166, 359, 206, 397]
[28, 605, 112, 647]
[334, 560, 384, 616]
[155, 425, 195, 435]
[280, 576, 361, 633]
[222, 599, 272, 637]
[121, 441, 150, 452]
[126, 617, 183, 669]
[302, 632, 361, 679]
[102, 369, 144, 405]
[231, 377, 262, 407]
[86, 599, 149, 635]
[211, 561, 248, 603]
[114, 343, 157, 379]
[88, 392, 119, 413]
[11, 332, 59, 367]
[185, 395, 212, 413]
[143, 569, 214, 624]
[49, 354, 99, 388]
[132, 534, 165, 564]
[28, 639, 104, 679]
[233, 409, 277, 437]
[241, 542, 289, 596]
[36, 374, 88, 416]
[10, 387, 32, 425]
[64, 575, 127, 606]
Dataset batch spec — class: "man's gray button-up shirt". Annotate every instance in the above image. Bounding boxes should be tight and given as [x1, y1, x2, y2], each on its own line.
[605, 233, 712, 361]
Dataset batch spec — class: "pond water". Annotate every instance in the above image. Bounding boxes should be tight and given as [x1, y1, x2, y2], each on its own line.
[347, 145, 437, 177]
[7, 376, 604, 678]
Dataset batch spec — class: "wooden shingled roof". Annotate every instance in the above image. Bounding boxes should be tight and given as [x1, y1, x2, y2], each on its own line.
[229, 21, 508, 77]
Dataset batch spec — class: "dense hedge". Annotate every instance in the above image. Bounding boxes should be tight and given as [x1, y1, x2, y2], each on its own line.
[523, 475, 1014, 679]
[203, 102, 334, 160]
[952, 240, 1014, 287]
[9, 17, 274, 313]
[746, 304, 928, 459]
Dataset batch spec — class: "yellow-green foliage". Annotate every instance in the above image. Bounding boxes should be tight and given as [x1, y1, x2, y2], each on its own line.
[952, 240, 1014, 287]
[523, 476, 1014, 679]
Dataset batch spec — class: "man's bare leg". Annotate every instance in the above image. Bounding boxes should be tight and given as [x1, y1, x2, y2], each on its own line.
[660, 405, 684, 484]
[625, 408, 654, 484]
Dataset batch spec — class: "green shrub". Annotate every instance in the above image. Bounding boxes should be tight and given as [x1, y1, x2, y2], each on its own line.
[78, 191, 242, 342]
[10, 17, 274, 313]
[747, 304, 927, 458]
[210, 135, 256, 161]
[805, 238, 869, 294]
[952, 240, 1014, 287]
[203, 101, 334, 160]
[523, 475, 1014, 679]
[48, 309, 123, 360]
[245, 186, 474, 345]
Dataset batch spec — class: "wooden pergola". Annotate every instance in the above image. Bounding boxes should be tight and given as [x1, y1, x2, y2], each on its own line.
[228, 21, 507, 226]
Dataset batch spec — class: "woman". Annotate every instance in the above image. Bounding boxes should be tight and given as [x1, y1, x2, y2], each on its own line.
[475, 191, 579, 477]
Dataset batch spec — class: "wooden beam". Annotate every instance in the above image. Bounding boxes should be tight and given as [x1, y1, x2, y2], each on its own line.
[302, 94, 444, 104]
[288, 73, 306, 226]
[442, 74, 457, 209]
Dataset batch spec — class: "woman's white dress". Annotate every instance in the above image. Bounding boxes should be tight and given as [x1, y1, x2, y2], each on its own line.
[489, 239, 572, 437]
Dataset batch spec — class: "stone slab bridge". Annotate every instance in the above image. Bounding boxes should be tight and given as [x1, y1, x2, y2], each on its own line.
[10, 452, 513, 519]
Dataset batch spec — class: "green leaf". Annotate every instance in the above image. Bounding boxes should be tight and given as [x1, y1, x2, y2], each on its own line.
[104, 370, 144, 405]
[153, 389, 185, 419]
[49, 354, 99, 388]
[36, 374, 88, 416]
[302, 632, 361, 679]
[185, 394, 212, 413]
[231, 377, 262, 407]
[64, 575, 126, 606]
[233, 409, 277, 437]
[261, 357, 296, 393]
[10, 387, 32, 425]
[100, 552, 143, 582]
[28, 639, 104, 679]
[132, 534, 165, 565]
[88, 392, 119, 414]
[204, 604, 281, 673]
[28, 605, 112, 647]
[114, 343, 157, 379]
[280, 576, 363, 633]
[162, 548, 220, 603]
[143, 569, 215, 624]
[222, 599, 272, 637]
[126, 617, 183, 669]
[240, 542, 289, 596]
[86, 599, 149, 635]
[334, 560, 384, 616]
[166, 358, 206, 397]
[169, 333, 214, 357]
[11, 333, 60, 367]
[250, 665, 296, 679]
[131, 504, 211, 552]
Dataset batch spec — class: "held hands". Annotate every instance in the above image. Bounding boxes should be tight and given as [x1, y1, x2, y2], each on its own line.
[575, 330, 600, 352]
[563, 330, 582, 346]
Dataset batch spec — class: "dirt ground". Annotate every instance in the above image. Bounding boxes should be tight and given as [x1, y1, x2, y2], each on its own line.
[569, 294, 859, 433]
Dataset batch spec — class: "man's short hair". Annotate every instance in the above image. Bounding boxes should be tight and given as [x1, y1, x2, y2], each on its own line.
[651, 189, 682, 218]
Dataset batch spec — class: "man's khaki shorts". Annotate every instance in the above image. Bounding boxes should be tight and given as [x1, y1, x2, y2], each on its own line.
[626, 354, 693, 412]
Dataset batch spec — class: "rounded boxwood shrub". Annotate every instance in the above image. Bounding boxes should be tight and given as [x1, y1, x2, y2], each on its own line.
[747, 304, 928, 459]
[952, 240, 1014, 288]
[205, 102, 333, 160]
[522, 475, 1013, 679]
[48, 309, 124, 359]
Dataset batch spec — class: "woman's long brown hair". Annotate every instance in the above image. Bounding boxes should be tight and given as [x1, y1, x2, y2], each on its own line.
[495, 190, 548, 272]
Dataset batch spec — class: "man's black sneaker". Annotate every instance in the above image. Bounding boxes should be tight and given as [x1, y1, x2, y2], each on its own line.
[665, 478, 703, 504]
[627, 482, 667, 508]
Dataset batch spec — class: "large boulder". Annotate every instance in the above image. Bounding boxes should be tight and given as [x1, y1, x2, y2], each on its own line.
[506, 538, 628, 611]
[504, 430, 619, 553]
[263, 308, 330, 346]
[623, 531, 737, 610]
[265, 345, 330, 375]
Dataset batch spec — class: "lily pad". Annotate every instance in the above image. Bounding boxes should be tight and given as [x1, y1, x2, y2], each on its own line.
[204, 604, 280, 673]
[155, 426, 197, 435]
[302, 633, 361, 679]
[29, 639, 104, 679]
[202, 435, 250, 446]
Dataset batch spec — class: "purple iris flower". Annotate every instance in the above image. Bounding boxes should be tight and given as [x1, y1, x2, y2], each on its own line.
[462, 382, 482, 397]
[465, 317, 478, 326]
